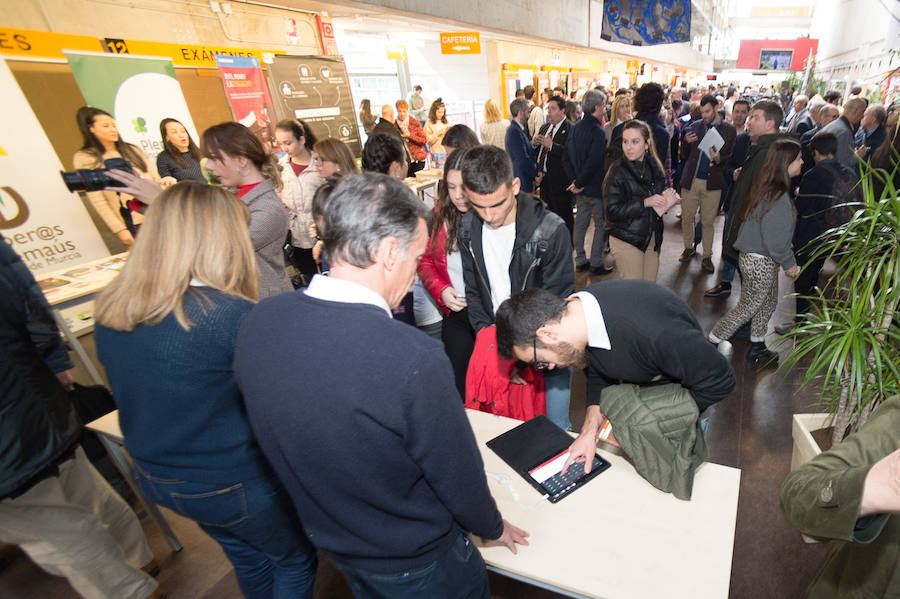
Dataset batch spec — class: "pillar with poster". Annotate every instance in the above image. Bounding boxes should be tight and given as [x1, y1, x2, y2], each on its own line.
[266, 55, 362, 156]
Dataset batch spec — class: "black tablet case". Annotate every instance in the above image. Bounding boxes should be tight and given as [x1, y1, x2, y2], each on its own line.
[485, 415, 610, 501]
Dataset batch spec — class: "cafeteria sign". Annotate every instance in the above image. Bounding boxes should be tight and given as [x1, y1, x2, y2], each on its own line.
[440, 32, 481, 55]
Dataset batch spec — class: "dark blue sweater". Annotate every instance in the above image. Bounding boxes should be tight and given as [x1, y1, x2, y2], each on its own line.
[234, 290, 503, 573]
[96, 289, 270, 483]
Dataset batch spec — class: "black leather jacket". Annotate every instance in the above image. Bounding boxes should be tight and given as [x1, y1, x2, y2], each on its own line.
[0, 243, 81, 500]
[604, 158, 666, 252]
[459, 193, 575, 332]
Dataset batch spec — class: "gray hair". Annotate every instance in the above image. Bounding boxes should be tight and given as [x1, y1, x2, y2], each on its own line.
[509, 98, 529, 118]
[582, 89, 607, 117]
[807, 99, 825, 116]
[322, 173, 430, 268]
[866, 104, 887, 126]
[794, 94, 809, 107]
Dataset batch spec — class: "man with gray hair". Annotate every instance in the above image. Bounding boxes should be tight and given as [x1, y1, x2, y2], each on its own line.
[506, 97, 540, 193]
[816, 97, 868, 169]
[785, 95, 813, 134]
[855, 103, 888, 161]
[564, 88, 613, 274]
[235, 173, 529, 597]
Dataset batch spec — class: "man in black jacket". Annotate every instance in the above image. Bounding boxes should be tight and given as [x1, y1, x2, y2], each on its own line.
[495, 282, 735, 473]
[0, 239, 160, 599]
[459, 145, 575, 429]
[564, 89, 613, 274]
[534, 95, 574, 235]
[775, 133, 857, 334]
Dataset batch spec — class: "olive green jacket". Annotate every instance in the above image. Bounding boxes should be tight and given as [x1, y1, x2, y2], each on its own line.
[781, 396, 900, 598]
[600, 383, 708, 501]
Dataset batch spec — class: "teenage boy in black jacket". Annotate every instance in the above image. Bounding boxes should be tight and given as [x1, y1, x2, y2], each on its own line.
[459, 145, 575, 429]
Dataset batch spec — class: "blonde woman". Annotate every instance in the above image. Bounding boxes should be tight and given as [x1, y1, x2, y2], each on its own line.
[603, 94, 633, 140]
[72, 107, 171, 246]
[480, 99, 509, 149]
[201, 122, 292, 298]
[424, 98, 451, 154]
[94, 182, 317, 599]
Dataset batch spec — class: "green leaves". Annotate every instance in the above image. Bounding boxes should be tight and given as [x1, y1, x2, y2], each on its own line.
[780, 155, 900, 440]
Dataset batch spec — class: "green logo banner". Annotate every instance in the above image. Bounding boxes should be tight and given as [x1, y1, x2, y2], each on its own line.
[64, 51, 199, 163]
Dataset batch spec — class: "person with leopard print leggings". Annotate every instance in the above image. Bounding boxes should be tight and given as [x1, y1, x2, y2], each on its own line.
[708, 139, 802, 366]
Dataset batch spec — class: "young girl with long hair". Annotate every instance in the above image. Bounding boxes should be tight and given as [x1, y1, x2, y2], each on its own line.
[275, 119, 320, 282]
[708, 138, 802, 366]
[72, 107, 168, 246]
[424, 98, 451, 155]
[201, 121, 291, 298]
[95, 182, 317, 598]
[418, 148, 477, 397]
[156, 118, 204, 182]
[603, 119, 678, 281]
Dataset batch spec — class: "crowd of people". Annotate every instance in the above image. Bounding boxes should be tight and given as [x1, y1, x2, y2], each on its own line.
[1, 74, 898, 599]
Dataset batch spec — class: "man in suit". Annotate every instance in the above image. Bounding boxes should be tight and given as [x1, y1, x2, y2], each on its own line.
[784, 95, 813, 135]
[563, 89, 613, 275]
[817, 98, 867, 170]
[854, 103, 888, 162]
[506, 97, 540, 193]
[534, 95, 574, 235]
[800, 103, 839, 173]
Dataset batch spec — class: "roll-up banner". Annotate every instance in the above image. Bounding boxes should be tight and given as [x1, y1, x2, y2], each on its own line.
[0, 57, 109, 273]
[215, 54, 277, 151]
[64, 50, 199, 165]
[266, 55, 362, 156]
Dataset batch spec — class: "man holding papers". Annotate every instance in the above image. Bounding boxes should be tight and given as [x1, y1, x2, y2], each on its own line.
[678, 94, 736, 273]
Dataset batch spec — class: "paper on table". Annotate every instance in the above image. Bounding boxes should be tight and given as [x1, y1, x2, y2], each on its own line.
[698, 127, 725, 159]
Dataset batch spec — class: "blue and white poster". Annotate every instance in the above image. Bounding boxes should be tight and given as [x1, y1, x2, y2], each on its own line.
[601, 0, 691, 46]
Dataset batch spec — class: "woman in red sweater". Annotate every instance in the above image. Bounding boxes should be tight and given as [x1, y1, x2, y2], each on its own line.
[418, 149, 475, 398]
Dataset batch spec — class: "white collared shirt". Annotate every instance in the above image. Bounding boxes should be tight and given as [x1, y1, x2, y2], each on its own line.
[570, 291, 611, 350]
[304, 274, 392, 317]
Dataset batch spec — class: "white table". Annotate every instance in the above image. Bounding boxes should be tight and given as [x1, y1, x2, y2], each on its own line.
[85, 411, 182, 552]
[40, 253, 128, 385]
[467, 410, 741, 599]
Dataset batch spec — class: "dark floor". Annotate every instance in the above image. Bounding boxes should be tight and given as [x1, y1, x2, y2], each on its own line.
[0, 211, 832, 599]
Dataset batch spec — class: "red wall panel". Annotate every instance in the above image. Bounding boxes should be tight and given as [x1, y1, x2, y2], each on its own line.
[736, 39, 819, 70]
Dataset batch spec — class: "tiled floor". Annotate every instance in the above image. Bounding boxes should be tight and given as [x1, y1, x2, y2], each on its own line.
[0, 211, 832, 598]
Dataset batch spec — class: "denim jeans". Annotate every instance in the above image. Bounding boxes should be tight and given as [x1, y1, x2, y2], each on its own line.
[544, 367, 573, 431]
[721, 256, 738, 283]
[331, 531, 489, 599]
[135, 464, 317, 599]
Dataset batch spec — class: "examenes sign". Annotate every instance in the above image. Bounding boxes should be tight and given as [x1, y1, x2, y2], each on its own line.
[440, 32, 481, 55]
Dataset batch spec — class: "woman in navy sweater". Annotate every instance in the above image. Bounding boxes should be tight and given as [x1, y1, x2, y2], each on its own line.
[94, 182, 316, 599]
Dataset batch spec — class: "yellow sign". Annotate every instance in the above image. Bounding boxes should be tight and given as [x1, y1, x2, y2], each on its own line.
[101, 39, 283, 67]
[626, 59, 639, 73]
[0, 28, 102, 59]
[385, 45, 407, 61]
[440, 32, 481, 55]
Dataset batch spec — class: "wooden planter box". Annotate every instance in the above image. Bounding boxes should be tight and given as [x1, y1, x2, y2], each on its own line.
[790, 412, 834, 544]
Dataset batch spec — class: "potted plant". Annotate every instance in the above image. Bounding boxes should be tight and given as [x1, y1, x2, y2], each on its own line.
[781, 154, 900, 459]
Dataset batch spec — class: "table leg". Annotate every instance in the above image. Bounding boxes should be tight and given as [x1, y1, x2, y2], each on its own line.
[52, 308, 105, 385]
[485, 564, 591, 598]
[97, 434, 183, 552]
